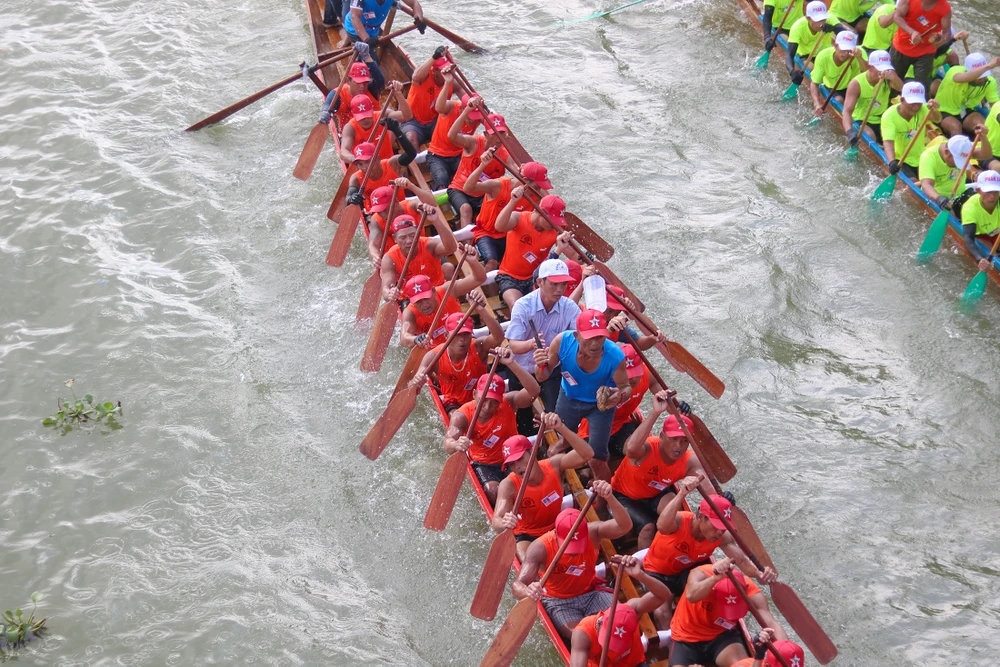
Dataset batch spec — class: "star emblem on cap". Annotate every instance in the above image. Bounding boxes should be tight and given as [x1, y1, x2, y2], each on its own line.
[489, 380, 499, 392]
[791, 658, 801, 667]
[410, 283, 422, 295]
[724, 508, 732, 519]
[354, 146, 363, 157]
[589, 316, 600, 328]
[502, 445, 510, 456]
[492, 118, 502, 126]
[625, 357, 634, 367]
[613, 625, 626, 638]
[725, 595, 737, 604]
[358, 102, 367, 111]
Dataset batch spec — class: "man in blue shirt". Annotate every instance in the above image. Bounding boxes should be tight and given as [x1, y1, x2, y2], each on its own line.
[327, 0, 425, 53]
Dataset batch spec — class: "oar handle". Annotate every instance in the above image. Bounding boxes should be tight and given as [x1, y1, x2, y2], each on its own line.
[596, 275, 660, 343]
[701, 493, 766, 573]
[509, 434, 542, 515]
[537, 494, 597, 588]
[856, 79, 884, 137]
[465, 356, 502, 440]
[724, 571, 792, 667]
[425, 253, 470, 337]
[988, 233, 1000, 260]
[598, 561, 625, 667]
[898, 111, 934, 165]
[528, 320, 548, 372]
[948, 129, 982, 198]
[800, 30, 826, 72]
[394, 211, 428, 291]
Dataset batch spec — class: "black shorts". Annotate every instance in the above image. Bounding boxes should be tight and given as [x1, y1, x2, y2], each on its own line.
[401, 117, 437, 145]
[442, 401, 462, 414]
[867, 121, 883, 143]
[496, 273, 535, 299]
[646, 562, 710, 597]
[607, 419, 638, 459]
[841, 14, 865, 27]
[447, 188, 484, 218]
[940, 110, 970, 124]
[515, 532, 540, 543]
[669, 628, 745, 665]
[475, 235, 507, 264]
[472, 462, 506, 486]
[900, 162, 919, 180]
[612, 488, 673, 531]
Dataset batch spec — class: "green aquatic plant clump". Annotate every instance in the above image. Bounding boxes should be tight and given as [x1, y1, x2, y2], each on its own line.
[42, 378, 122, 431]
[0, 592, 46, 651]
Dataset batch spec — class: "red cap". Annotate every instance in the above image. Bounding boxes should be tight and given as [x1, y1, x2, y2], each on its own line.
[485, 113, 508, 133]
[713, 570, 750, 621]
[404, 275, 433, 302]
[598, 604, 638, 654]
[502, 434, 532, 466]
[765, 641, 805, 667]
[662, 414, 693, 438]
[565, 259, 582, 291]
[433, 56, 450, 70]
[445, 311, 473, 334]
[539, 194, 567, 227]
[390, 214, 417, 235]
[576, 308, 609, 340]
[554, 508, 590, 555]
[621, 344, 645, 379]
[352, 141, 376, 161]
[369, 186, 394, 213]
[520, 162, 553, 190]
[699, 494, 732, 531]
[606, 285, 626, 311]
[460, 93, 484, 121]
[350, 94, 375, 120]
[348, 61, 372, 82]
[476, 373, 506, 402]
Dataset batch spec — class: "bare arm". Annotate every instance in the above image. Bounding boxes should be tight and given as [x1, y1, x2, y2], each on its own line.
[494, 187, 525, 233]
[339, 123, 358, 164]
[623, 392, 664, 459]
[399, 308, 422, 348]
[453, 246, 488, 297]
[447, 100, 479, 153]
[435, 75, 455, 115]
[593, 480, 633, 539]
[750, 593, 789, 641]
[568, 630, 592, 667]
[512, 540, 547, 600]
[655, 476, 700, 534]
[541, 413, 595, 468]
[350, 6, 370, 41]
[387, 81, 413, 122]
[464, 152, 502, 197]
[442, 411, 472, 455]
[411, 56, 433, 85]
[878, 9, 896, 28]
[380, 254, 399, 301]
[501, 353, 542, 409]
[842, 79, 861, 134]
[426, 208, 458, 257]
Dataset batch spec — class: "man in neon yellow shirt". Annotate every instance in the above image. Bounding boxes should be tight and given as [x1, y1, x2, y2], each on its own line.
[918, 133, 991, 212]
[762, 0, 804, 51]
[861, 3, 898, 54]
[810, 31, 862, 117]
[881, 81, 942, 179]
[934, 52, 1000, 138]
[843, 50, 903, 145]
[829, 0, 877, 34]
[785, 1, 848, 87]
[985, 101, 1000, 171]
[961, 170, 1000, 271]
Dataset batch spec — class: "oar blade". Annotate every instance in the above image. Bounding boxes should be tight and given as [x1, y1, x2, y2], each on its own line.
[326, 209, 361, 267]
[666, 341, 725, 399]
[769, 582, 838, 664]
[844, 146, 859, 162]
[916, 210, 950, 262]
[327, 167, 358, 223]
[392, 346, 426, 399]
[754, 50, 771, 69]
[689, 414, 737, 483]
[356, 271, 383, 324]
[781, 83, 800, 101]
[358, 385, 419, 460]
[470, 530, 517, 620]
[729, 506, 775, 571]
[292, 123, 329, 181]
[423, 452, 468, 531]
[479, 598, 538, 667]
[871, 174, 897, 201]
[564, 212, 614, 262]
[807, 115, 821, 127]
[960, 270, 988, 304]
[185, 70, 301, 131]
[361, 302, 399, 373]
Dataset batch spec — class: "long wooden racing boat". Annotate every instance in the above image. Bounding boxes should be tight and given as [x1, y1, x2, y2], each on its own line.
[733, 0, 1000, 294]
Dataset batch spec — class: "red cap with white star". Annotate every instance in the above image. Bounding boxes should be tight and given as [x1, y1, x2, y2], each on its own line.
[713, 570, 750, 621]
[348, 61, 372, 82]
[576, 308, 610, 340]
[444, 312, 474, 335]
[597, 603, 638, 654]
[460, 93, 484, 121]
[501, 434, 531, 466]
[662, 414, 693, 438]
[554, 508, 590, 555]
[620, 344, 645, 379]
[369, 186, 393, 213]
[765, 640, 805, 667]
[390, 214, 417, 235]
[350, 94, 374, 120]
[476, 373, 505, 402]
[352, 141, 376, 161]
[605, 285, 626, 311]
[699, 494, 733, 532]
[404, 275, 433, 302]
[539, 194, 567, 227]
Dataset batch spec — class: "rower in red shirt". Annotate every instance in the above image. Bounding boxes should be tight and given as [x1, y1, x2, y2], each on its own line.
[889, 0, 952, 88]
[426, 67, 481, 191]
[364, 179, 439, 269]
[380, 211, 458, 302]
[495, 189, 567, 310]
[398, 252, 486, 349]
[732, 628, 806, 667]
[319, 57, 383, 132]
[344, 126, 417, 213]
[491, 412, 595, 560]
[402, 47, 449, 150]
[338, 81, 412, 164]
[577, 344, 654, 462]
[669, 559, 788, 667]
[446, 96, 511, 229]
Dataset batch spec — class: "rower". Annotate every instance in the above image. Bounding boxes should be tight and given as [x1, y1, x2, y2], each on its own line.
[828, 0, 876, 36]
[843, 50, 902, 146]
[919, 133, 991, 213]
[402, 47, 448, 149]
[881, 81, 942, 179]
[961, 170, 1000, 273]
[511, 482, 633, 641]
[426, 67, 482, 191]
[345, 0, 425, 55]
[987, 100, 1000, 171]
[809, 31, 862, 118]
[640, 479, 777, 628]
[578, 344, 656, 462]
[492, 412, 596, 559]
[411, 297, 505, 413]
[888, 0, 952, 90]
[785, 1, 844, 89]
[447, 98, 511, 230]
[934, 52, 1000, 138]
[319, 45, 385, 130]
[732, 630, 807, 667]
[568, 555, 674, 667]
[610, 391, 714, 551]
[860, 2, 898, 56]
[603, 284, 660, 349]
[364, 180, 439, 268]
[464, 159, 552, 271]
[398, 248, 487, 348]
[495, 189, 567, 309]
[442, 350, 541, 503]
[536, 309, 632, 483]
[380, 211, 457, 301]
[344, 127, 417, 212]
[761, 0, 803, 51]
[505, 258, 582, 433]
[338, 82, 412, 164]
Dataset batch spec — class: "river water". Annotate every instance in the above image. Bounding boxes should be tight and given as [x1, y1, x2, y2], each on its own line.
[2, 0, 999, 664]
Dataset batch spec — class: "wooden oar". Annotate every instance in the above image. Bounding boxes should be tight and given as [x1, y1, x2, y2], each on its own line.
[754, 0, 796, 70]
[360, 308, 478, 460]
[724, 571, 792, 667]
[293, 52, 358, 181]
[357, 185, 400, 323]
[781, 33, 825, 101]
[552, 0, 653, 26]
[480, 493, 597, 667]
[360, 211, 425, 373]
[470, 435, 542, 620]
[918, 130, 981, 262]
[425, 355, 501, 531]
[807, 51, 857, 127]
[960, 233, 1000, 305]
[598, 560, 625, 667]
[872, 111, 933, 200]
[326, 119, 391, 267]
[845, 79, 884, 162]
[396, 4, 487, 54]
[184, 50, 353, 131]
[620, 330, 736, 483]
[528, 320, 548, 373]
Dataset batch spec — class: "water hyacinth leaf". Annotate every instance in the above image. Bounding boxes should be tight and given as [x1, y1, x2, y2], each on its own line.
[75, 401, 84, 412]
[42, 418, 57, 426]
[30, 592, 43, 604]
[15, 610, 21, 619]
[7, 628, 19, 644]
[63, 402, 71, 410]
[83, 395, 93, 404]
[103, 402, 115, 412]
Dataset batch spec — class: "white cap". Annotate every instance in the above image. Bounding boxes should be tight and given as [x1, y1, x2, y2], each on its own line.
[868, 50, 894, 72]
[975, 170, 1000, 193]
[835, 31, 857, 51]
[946, 135, 973, 167]
[805, 0, 828, 21]
[537, 258, 571, 281]
[901, 81, 927, 104]
[964, 52, 992, 78]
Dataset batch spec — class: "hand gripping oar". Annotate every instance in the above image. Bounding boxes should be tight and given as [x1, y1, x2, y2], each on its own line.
[755, 0, 796, 70]
[781, 33, 825, 101]
[357, 185, 400, 323]
[723, 571, 793, 667]
[845, 79, 884, 162]
[425, 354, 502, 531]
[598, 560, 626, 667]
[701, 494, 838, 664]
[620, 330, 736, 483]
[396, 4, 487, 54]
[807, 51, 857, 127]
[326, 116, 392, 267]
[470, 434, 542, 620]
[359, 307, 478, 460]
[528, 321, 547, 373]
[918, 130, 982, 262]
[293, 52, 358, 181]
[872, 111, 933, 201]
[360, 211, 426, 373]
[479, 493, 598, 667]
[960, 233, 1000, 306]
